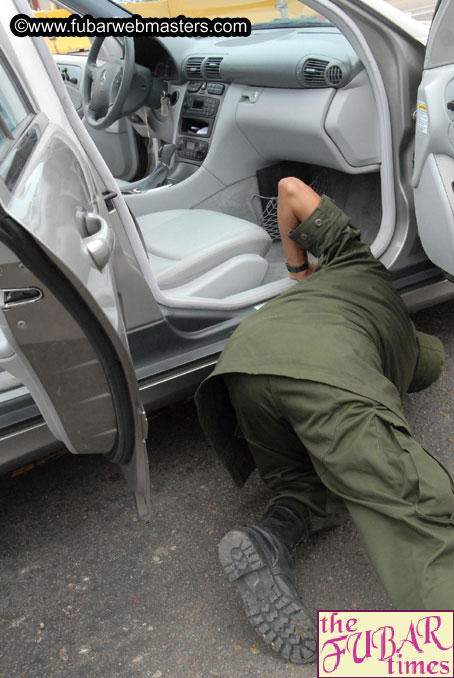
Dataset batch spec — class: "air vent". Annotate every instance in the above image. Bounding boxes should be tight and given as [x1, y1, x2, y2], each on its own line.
[326, 64, 343, 85]
[301, 58, 328, 87]
[205, 57, 223, 80]
[186, 57, 204, 80]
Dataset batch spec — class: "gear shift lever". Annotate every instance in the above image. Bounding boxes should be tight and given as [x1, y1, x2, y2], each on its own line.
[159, 143, 176, 167]
[118, 143, 177, 194]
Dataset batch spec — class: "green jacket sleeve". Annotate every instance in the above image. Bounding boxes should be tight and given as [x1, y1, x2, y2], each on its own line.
[288, 194, 372, 266]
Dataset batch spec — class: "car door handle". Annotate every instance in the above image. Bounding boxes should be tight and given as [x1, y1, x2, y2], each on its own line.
[83, 213, 114, 271]
[448, 101, 454, 111]
[0, 287, 43, 310]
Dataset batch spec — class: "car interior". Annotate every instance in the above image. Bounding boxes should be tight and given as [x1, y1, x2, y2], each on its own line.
[53, 17, 386, 312]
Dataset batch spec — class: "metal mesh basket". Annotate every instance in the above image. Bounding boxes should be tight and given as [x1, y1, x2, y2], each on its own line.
[251, 172, 328, 241]
[251, 195, 280, 240]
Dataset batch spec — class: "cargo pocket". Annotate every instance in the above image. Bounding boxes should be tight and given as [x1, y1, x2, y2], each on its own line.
[376, 408, 454, 524]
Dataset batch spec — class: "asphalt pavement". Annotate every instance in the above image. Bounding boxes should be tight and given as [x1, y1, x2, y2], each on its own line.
[0, 299, 453, 677]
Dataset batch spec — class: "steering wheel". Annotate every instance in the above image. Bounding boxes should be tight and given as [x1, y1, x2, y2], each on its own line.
[83, 37, 136, 130]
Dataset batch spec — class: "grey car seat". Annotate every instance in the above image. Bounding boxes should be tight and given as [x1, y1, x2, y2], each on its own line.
[134, 208, 272, 300]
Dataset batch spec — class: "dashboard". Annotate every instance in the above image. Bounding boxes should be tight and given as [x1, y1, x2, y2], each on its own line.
[56, 25, 380, 193]
[136, 27, 379, 174]
[135, 27, 363, 90]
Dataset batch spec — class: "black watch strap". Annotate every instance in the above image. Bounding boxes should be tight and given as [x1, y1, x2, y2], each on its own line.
[286, 261, 309, 273]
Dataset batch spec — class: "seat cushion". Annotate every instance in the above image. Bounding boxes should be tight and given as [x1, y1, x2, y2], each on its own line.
[137, 209, 271, 289]
[167, 254, 269, 300]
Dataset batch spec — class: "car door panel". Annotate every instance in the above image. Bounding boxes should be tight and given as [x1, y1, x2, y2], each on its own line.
[0, 235, 119, 457]
[414, 153, 454, 274]
[6, 126, 124, 332]
[0, 202, 151, 521]
[413, 0, 454, 274]
[0, 13, 151, 519]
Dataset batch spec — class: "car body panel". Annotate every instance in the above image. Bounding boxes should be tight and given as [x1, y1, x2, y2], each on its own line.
[0, 0, 151, 519]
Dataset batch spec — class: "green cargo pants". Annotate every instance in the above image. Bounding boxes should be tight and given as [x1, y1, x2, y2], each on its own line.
[224, 372, 454, 611]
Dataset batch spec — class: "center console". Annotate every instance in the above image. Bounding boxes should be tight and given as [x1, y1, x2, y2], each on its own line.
[176, 81, 226, 165]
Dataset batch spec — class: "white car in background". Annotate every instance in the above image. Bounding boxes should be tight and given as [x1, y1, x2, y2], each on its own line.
[0, 0, 453, 518]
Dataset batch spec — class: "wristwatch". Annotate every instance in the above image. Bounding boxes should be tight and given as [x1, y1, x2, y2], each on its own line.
[286, 261, 309, 273]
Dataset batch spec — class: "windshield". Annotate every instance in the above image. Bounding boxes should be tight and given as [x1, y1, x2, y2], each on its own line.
[107, 0, 332, 29]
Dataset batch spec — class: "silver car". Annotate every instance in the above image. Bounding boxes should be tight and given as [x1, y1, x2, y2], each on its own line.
[0, 0, 453, 518]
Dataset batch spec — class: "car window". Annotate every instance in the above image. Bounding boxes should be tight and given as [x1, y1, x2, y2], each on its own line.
[0, 56, 33, 157]
[0, 55, 36, 192]
[107, 0, 331, 28]
[0, 60, 29, 135]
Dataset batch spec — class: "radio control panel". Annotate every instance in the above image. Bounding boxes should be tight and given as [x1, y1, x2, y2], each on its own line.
[177, 82, 227, 165]
[183, 95, 219, 118]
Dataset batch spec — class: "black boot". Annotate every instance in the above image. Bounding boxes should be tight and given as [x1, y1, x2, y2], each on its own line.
[218, 503, 316, 664]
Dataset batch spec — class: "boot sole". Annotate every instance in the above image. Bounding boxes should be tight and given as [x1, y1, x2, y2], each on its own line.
[218, 529, 317, 664]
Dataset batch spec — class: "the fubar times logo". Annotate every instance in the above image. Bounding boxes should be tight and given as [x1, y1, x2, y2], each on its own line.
[318, 611, 454, 678]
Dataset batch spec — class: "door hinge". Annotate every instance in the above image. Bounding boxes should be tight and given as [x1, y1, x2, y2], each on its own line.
[140, 407, 149, 442]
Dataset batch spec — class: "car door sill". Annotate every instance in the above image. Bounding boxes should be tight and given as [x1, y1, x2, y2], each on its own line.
[0, 355, 219, 473]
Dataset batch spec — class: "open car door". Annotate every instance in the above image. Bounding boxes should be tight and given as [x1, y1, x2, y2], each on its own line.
[0, 202, 151, 523]
[413, 0, 454, 275]
[0, 8, 151, 522]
